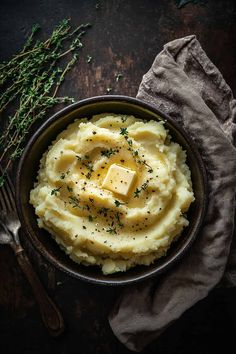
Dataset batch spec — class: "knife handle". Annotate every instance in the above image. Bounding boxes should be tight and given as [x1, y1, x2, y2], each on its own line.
[15, 248, 65, 337]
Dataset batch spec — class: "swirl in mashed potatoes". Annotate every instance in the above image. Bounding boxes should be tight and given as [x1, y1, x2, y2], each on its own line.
[30, 114, 194, 274]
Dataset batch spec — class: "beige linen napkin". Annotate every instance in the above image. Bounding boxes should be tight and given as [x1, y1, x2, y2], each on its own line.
[109, 35, 236, 352]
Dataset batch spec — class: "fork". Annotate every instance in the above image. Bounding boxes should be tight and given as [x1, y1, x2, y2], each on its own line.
[0, 167, 65, 337]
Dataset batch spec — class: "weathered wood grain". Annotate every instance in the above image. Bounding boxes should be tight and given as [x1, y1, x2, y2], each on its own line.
[0, 1, 236, 353]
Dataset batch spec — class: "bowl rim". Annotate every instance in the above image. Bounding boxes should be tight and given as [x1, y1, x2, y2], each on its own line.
[16, 95, 208, 286]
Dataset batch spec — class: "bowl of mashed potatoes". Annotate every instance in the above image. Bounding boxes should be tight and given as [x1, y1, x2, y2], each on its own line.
[16, 96, 207, 285]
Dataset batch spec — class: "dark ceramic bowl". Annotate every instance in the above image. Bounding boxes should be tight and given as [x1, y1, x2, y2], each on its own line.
[16, 95, 207, 285]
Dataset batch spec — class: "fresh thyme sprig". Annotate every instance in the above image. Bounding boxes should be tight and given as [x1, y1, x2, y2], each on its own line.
[101, 148, 118, 158]
[134, 180, 149, 198]
[119, 127, 154, 173]
[0, 19, 92, 186]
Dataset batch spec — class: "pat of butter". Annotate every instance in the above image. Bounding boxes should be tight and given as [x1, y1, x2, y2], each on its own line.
[102, 164, 136, 196]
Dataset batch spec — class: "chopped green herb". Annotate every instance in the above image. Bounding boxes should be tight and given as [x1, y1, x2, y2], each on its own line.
[69, 196, 80, 208]
[101, 148, 118, 158]
[134, 188, 141, 198]
[98, 207, 109, 216]
[88, 215, 96, 222]
[67, 185, 73, 192]
[76, 155, 94, 179]
[106, 227, 117, 235]
[115, 212, 124, 227]
[114, 200, 124, 207]
[127, 139, 133, 146]
[60, 172, 66, 179]
[51, 186, 61, 195]
[141, 181, 149, 191]
[120, 127, 128, 136]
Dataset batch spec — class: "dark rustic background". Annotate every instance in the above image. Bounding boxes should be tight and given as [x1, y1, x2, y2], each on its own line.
[0, 1, 236, 353]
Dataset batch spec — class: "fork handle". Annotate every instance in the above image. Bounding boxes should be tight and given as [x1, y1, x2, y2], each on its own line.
[15, 248, 65, 337]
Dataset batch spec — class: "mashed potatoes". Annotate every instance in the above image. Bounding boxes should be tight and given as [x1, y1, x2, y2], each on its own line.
[30, 114, 194, 274]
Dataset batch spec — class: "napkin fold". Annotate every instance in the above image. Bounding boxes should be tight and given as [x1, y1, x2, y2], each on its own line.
[109, 35, 236, 352]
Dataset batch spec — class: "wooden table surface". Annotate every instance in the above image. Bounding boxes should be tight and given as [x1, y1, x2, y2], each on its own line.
[0, 1, 236, 353]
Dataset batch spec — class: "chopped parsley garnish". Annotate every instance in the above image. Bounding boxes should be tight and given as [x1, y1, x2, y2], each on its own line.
[88, 215, 96, 222]
[60, 172, 66, 179]
[51, 187, 61, 195]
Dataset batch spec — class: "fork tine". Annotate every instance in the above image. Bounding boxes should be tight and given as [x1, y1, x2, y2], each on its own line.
[0, 165, 16, 212]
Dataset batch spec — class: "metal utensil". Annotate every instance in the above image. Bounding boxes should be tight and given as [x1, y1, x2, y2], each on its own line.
[0, 167, 65, 337]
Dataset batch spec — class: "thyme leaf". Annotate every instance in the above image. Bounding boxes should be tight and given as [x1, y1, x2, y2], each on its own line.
[69, 196, 80, 208]
[134, 188, 141, 198]
[114, 200, 124, 207]
[101, 148, 118, 158]
[51, 186, 61, 195]
[106, 227, 117, 235]
[120, 127, 128, 136]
